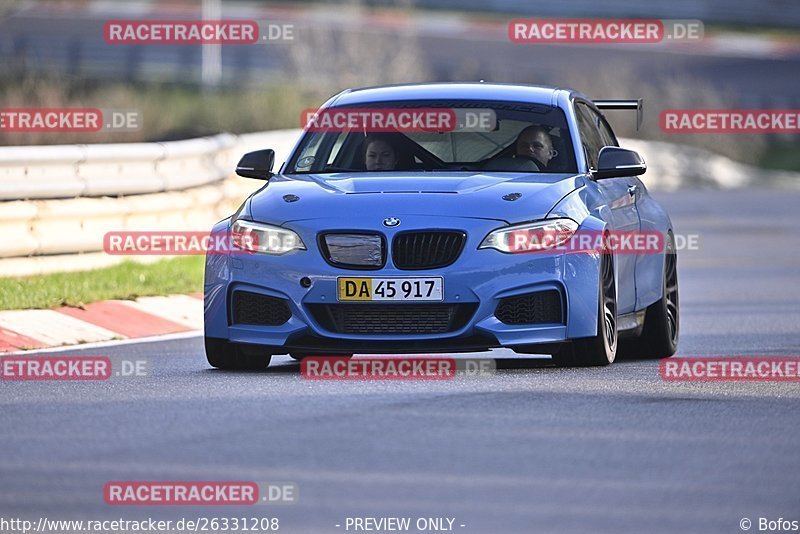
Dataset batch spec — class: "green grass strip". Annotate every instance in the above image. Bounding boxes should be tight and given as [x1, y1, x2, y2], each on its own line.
[0, 256, 205, 311]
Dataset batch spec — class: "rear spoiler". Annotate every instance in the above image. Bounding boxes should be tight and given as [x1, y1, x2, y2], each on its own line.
[593, 99, 643, 131]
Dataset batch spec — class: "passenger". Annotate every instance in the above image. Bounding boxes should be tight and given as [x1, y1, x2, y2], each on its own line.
[364, 134, 400, 171]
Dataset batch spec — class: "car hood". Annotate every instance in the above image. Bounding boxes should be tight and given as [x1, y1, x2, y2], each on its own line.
[248, 172, 586, 225]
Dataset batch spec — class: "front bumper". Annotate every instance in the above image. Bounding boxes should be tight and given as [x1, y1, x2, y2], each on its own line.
[204, 217, 602, 352]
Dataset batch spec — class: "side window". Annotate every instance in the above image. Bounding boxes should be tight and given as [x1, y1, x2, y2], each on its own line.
[594, 111, 618, 148]
[291, 131, 348, 172]
[575, 103, 604, 170]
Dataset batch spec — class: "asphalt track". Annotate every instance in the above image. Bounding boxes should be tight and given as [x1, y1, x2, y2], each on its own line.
[2, 189, 799, 533]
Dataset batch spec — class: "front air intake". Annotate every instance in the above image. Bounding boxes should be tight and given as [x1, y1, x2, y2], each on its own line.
[232, 291, 292, 326]
[495, 290, 563, 325]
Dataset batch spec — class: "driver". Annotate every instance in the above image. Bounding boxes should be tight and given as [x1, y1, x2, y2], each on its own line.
[482, 125, 557, 172]
[514, 125, 557, 170]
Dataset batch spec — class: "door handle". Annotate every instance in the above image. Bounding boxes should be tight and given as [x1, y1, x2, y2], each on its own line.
[627, 185, 638, 196]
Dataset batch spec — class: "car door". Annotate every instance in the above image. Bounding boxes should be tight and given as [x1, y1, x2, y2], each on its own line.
[575, 102, 640, 314]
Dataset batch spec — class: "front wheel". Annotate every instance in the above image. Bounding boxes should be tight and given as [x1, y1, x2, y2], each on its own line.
[553, 253, 618, 367]
[205, 338, 272, 370]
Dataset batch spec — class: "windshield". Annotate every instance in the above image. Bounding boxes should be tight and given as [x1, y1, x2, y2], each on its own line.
[285, 100, 577, 174]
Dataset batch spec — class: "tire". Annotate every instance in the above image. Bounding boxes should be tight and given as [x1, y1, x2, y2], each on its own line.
[553, 252, 618, 367]
[618, 234, 679, 359]
[205, 337, 272, 370]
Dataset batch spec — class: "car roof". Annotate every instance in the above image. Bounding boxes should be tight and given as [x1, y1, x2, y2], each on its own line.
[330, 82, 572, 107]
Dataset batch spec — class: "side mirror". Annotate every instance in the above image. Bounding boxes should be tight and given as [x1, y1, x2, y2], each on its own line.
[236, 149, 275, 180]
[592, 147, 646, 180]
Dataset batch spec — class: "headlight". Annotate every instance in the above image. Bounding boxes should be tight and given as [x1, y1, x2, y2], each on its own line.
[479, 218, 579, 254]
[231, 219, 306, 255]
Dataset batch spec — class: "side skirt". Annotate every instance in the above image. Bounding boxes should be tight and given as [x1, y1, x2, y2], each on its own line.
[617, 309, 646, 339]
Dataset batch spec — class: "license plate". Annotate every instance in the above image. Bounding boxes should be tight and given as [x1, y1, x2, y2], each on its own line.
[337, 277, 443, 301]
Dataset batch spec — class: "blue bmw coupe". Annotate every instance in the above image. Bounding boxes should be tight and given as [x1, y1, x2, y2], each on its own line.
[204, 83, 679, 368]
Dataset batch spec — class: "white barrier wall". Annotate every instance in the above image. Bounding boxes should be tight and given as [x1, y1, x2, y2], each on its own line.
[0, 129, 300, 276]
[0, 131, 300, 201]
